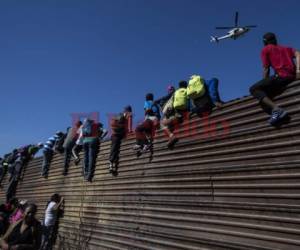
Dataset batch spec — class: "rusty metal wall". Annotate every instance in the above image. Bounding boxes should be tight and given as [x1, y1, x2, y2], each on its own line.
[1, 81, 300, 250]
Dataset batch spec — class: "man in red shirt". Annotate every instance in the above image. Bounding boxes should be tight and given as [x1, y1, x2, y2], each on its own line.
[250, 32, 300, 126]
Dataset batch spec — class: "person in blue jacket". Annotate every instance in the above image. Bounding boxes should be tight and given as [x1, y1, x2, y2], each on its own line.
[205, 78, 223, 108]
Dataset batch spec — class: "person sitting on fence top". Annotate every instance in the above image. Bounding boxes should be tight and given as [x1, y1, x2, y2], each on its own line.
[162, 80, 190, 149]
[1, 203, 41, 250]
[109, 105, 132, 175]
[133, 93, 161, 155]
[249, 32, 300, 126]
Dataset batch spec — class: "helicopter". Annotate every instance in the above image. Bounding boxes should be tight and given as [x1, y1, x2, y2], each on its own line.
[210, 12, 257, 43]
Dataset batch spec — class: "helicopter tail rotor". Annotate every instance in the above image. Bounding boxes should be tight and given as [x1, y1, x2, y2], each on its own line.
[210, 36, 219, 43]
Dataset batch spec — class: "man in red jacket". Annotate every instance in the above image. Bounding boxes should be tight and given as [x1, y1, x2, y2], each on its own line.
[250, 32, 300, 126]
[109, 105, 132, 175]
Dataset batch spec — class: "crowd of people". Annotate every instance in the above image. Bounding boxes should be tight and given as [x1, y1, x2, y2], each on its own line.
[0, 75, 223, 188]
[0, 32, 299, 187]
[0, 31, 299, 249]
[0, 144, 43, 202]
[0, 194, 63, 250]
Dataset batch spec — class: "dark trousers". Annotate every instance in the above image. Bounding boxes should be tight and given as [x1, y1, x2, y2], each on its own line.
[109, 135, 123, 163]
[42, 150, 53, 176]
[250, 76, 293, 113]
[8, 164, 15, 180]
[40, 225, 55, 250]
[83, 140, 99, 180]
[6, 175, 18, 202]
[0, 166, 7, 184]
[191, 93, 213, 117]
[63, 141, 75, 173]
[14, 161, 23, 179]
[5, 159, 26, 201]
[135, 119, 155, 146]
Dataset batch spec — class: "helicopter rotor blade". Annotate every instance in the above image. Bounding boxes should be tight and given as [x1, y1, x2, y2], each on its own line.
[215, 27, 235, 29]
[235, 11, 239, 27]
[244, 25, 257, 28]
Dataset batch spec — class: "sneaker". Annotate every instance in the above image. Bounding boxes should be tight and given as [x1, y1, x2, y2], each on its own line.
[167, 136, 179, 149]
[109, 162, 114, 173]
[41, 174, 48, 179]
[269, 108, 288, 126]
[142, 144, 151, 152]
[133, 144, 142, 151]
[84, 175, 90, 182]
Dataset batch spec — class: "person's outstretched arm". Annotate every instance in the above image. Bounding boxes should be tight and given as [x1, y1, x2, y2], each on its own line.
[53, 197, 64, 210]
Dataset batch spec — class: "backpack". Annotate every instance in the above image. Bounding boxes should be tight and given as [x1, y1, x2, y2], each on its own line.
[28, 146, 39, 156]
[162, 94, 174, 115]
[151, 103, 161, 119]
[111, 114, 126, 135]
[145, 101, 160, 119]
[187, 75, 206, 100]
[173, 88, 187, 110]
[82, 120, 93, 137]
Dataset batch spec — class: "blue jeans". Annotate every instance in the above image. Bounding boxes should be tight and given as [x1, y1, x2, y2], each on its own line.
[83, 140, 99, 180]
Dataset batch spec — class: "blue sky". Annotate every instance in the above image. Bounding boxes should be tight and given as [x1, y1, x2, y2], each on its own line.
[0, 0, 300, 156]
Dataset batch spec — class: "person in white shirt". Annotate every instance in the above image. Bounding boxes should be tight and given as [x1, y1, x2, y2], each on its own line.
[40, 193, 64, 250]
